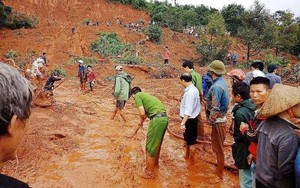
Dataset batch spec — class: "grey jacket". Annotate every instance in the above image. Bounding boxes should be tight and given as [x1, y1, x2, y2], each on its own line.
[256, 116, 299, 188]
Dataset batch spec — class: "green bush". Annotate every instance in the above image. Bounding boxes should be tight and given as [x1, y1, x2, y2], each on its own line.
[90, 32, 142, 64]
[90, 33, 126, 57]
[53, 68, 67, 77]
[132, 0, 147, 10]
[147, 25, 162, 44]
[5, 12, 39, 29]
[4, 49, 18, 59]
[263, 53, 290, 68]
[136, 18, 145, 25]
[109, 0, 132, 4]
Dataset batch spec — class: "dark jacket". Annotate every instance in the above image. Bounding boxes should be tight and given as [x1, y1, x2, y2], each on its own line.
[256, 116, 299, 188]
[231, 99, 256, 169]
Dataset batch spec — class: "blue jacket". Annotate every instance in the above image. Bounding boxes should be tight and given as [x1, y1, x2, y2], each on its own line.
[266, 73, 282, 89]
[205, 76, 229, 123]
[202, 73, 213, 99]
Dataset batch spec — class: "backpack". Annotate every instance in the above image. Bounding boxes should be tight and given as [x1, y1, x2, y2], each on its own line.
[117, 74, 132, 99]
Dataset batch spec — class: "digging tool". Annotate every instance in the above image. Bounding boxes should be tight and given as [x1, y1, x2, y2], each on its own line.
[99, 87, 114, 103]
[129, 123, 143, 138]
[52, 79, 66, 91]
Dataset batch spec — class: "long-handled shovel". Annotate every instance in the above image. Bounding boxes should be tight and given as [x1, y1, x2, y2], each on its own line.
[99, 87, 114, 103]
[129, 124, 143, 138]
[52, 79, 66, 91]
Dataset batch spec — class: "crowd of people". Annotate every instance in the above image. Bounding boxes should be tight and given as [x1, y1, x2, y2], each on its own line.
[0, 51, 299, 187]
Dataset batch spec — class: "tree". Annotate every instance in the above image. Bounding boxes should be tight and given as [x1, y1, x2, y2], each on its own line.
[132, 0, 147, 10]
[194, 4, 217, 25]
[272, 11, 300, 55]
[196, 12, 231, 65]
[290, 23, 300, 56]
[221, 4, 245, 36]
[238, 1, 276, 60]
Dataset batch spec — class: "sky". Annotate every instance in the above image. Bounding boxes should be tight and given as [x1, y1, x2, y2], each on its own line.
[153, 0, 300, 17]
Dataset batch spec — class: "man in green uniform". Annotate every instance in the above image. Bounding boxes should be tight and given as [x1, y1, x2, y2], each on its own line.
[182, 60, 206, 139]
[131, 87, 168, 179]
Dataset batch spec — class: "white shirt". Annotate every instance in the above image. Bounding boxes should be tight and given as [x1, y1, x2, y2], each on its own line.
[180, 83, 201, 118]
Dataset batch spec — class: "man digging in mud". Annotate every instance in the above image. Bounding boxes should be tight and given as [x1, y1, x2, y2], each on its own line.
[44, 71, 63, 96]
[131, 87, 168, 179]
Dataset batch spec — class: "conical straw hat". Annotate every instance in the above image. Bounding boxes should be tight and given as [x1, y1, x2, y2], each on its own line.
[260, 84, 300, 118]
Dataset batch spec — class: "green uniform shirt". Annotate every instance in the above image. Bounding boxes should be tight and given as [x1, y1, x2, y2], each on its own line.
[134, 92, 166, 118]
[190, 69, 203, 94]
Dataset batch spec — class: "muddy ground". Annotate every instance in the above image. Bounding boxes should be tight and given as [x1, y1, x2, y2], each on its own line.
[2, 69, 239, 187]
[1, 0, 299, 187]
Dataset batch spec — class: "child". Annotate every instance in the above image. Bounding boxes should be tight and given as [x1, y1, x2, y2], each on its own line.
[87, 65, 96, 91]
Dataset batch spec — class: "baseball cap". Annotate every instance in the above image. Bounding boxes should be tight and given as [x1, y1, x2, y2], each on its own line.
[115, 65, 123, 71]
[78, 60, 83, 64]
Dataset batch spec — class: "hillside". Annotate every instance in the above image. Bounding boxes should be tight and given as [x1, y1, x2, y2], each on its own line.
[1, 0, 294, 187]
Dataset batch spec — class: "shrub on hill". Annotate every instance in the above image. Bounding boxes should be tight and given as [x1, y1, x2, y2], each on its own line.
[0, 1, 38, 29]
[90, 32, 142, 64]
[132, 0, 147, 10]
[263, 53, 290, 67]
[4, 49, 18, 59]
[90, 33, 126, 57]
[5, 12, 39, 29]
[147, 25, 162, 44]
[109, 0, 132, 4]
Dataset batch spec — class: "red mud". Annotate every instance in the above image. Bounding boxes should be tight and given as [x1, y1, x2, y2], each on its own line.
[0, 0, 298, 187]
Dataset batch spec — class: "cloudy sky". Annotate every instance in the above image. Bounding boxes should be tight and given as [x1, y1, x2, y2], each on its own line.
[153, 0, 300, 17]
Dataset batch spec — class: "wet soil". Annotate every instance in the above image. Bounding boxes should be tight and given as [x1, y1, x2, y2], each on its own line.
[0, 0, 298, 187]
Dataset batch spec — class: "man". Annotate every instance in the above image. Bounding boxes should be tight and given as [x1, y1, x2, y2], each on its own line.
[0, 63, 32, 187]
[131, 87, 168, 179]
[40, 52, 47, 66]
[245, 61, 265, 85]
[44, 71, 62, 96]
[227, 68, 246, 84]
[232, 51, 238, 67]
[231, 82, 255, 188]
[179, 73, 200, 164]
[182, 60, 205, 139]
[111, 65, 131, 123]
[164, 46, 170, 64]
[265, 64, 282, 89]
[205, 60, 229, 179]
[78, 60, 87, 91]
[256, 84, 300, 188]
[240, 77, 271, 187]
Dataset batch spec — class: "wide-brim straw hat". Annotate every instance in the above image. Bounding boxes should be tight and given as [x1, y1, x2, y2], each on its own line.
[260, 84, 300, 118]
